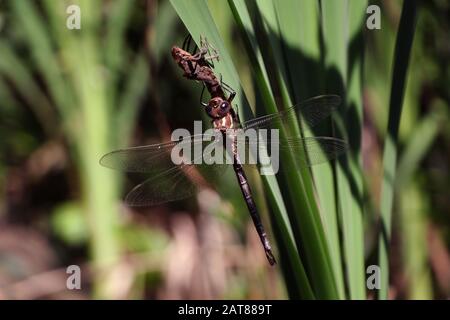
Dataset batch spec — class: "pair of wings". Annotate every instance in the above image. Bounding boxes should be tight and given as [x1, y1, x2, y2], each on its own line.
[100, 95, 348, 206]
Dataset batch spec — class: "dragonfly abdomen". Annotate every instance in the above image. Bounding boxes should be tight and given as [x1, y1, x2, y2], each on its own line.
[232, 158, 276, 265]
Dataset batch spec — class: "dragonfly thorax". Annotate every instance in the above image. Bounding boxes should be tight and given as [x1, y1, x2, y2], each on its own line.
[212, 112, 235, 131]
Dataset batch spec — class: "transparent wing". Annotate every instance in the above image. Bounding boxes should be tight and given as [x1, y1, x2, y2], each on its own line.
[125, 163, 205, 206]
[100, 134, 207, 174]
[100, 133, 230, 206]
[281, 136, 348, 166]
[236, 134, 348, 167]
[242, 94, 341, 131]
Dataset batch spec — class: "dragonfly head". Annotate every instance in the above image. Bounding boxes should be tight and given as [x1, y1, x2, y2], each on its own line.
[205, 96, 231, 119]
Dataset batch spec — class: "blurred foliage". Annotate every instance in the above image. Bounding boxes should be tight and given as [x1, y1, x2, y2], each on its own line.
[0, 0, 448, 300]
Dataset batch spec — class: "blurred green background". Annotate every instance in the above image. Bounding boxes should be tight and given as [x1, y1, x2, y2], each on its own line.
[0, 0, 448, 299]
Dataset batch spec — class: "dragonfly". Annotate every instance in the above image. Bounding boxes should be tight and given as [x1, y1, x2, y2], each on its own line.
[171, 35, 226, 99]
[100, 91, 348, 266]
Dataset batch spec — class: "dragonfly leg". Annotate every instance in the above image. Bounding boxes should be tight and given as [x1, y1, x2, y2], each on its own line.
[186, 59, 199, 77]
[204, 53, 220, 64]
[228, 90, 236, 103]
[232, 105, 241, 125]
[218, 74, 236, 102]
[200, 36, 220, 66]
[191, 49, 206, 61]
[182, 34, 192, 52]
[199, 83, 208, 107]
[220, 80, 236, 103]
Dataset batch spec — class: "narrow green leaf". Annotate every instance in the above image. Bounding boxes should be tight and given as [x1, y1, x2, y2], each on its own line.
[11, 0, 76, 126]
[229, 0, 316, 298]
[343, 0, 367, 300]
[230, 0, 339, 299]
[399, 183, 433, 299]
[378, 0, 418, 299]
[0, 42, 56, 136]
[105, 0, 134, 74]
[321, 0, 368, 300]
[396, 102, 446, 300]
[117, 54, 150, 146]
[396, 103, 447, 188]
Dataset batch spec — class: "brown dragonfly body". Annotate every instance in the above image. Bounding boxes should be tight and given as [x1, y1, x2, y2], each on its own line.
[100, 37, 348, 266]
[206, 94, 276, 265]
[174, 37, 278, 263]
[171, 42, 225, 98]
